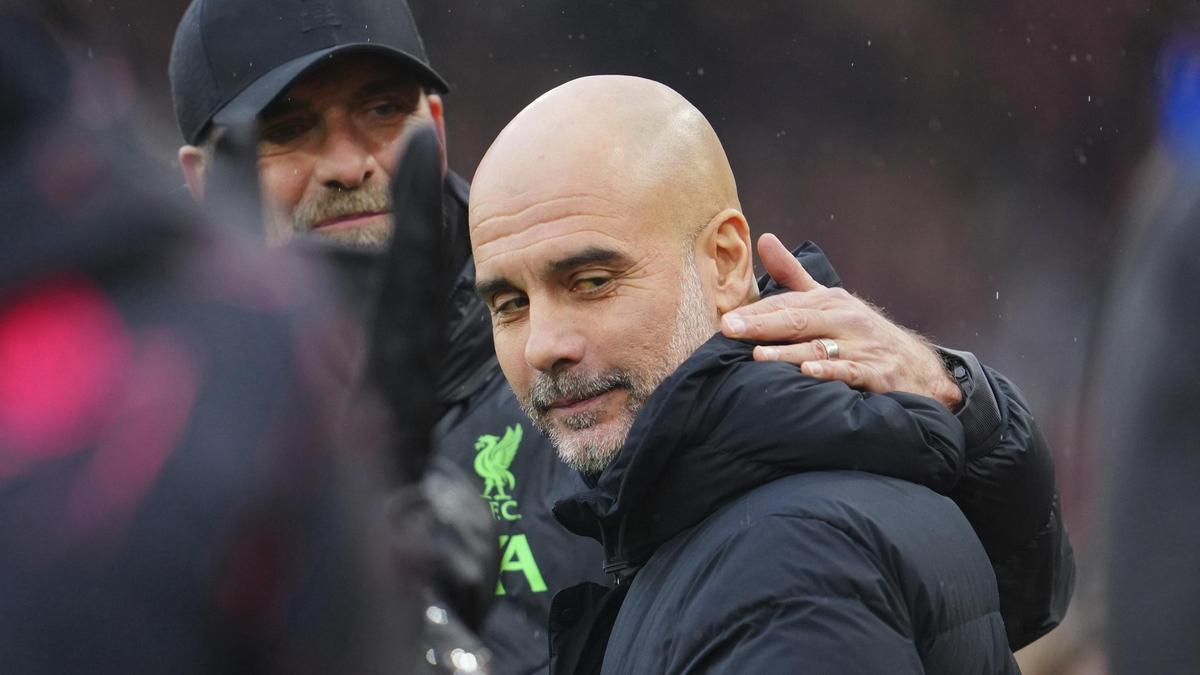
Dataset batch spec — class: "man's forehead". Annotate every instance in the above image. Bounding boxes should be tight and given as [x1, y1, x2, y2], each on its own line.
[474, 223, 631, 271]
[471, 188, 645, 268]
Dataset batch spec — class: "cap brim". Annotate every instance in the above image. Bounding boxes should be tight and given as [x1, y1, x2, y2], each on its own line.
[210, 43, 449, 134]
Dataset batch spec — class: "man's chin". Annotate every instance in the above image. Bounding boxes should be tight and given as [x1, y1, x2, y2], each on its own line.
[550, 421, 627, 475]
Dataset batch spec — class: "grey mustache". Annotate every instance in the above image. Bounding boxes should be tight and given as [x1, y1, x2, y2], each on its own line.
[530, 370, 633, 413]
[294, 186, 391, 231]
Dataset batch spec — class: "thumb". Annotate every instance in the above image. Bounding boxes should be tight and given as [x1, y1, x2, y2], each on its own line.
[757, 232, 821, 291]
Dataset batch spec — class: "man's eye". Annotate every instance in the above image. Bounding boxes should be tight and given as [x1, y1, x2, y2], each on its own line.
[573, 276, 611, 293]
[362, 97, 412, 121]
[493, 294, 529, 316]
[370, 102, 402, 117]
[259, 119, 311, 147]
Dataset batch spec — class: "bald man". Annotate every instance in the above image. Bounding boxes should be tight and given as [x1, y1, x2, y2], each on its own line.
[470, 76, 1018, 674]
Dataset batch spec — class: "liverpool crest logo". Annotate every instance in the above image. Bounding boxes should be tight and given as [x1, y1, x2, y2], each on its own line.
[472, 423, 546, 594]
[474, 424, 523, 520]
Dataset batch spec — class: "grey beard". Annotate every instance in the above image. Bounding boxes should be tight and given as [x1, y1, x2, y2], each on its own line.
[518, 368, 653, 475]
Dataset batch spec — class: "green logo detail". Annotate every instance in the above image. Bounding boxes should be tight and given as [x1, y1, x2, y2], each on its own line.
[473, 424, 547, 595]
[474, 424, 524, 521]
[496, 534, 547, 595]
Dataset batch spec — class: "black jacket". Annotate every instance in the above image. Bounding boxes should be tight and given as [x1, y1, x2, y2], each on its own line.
[433, 184, 1071, 673]
[548, 334, 1017, 674]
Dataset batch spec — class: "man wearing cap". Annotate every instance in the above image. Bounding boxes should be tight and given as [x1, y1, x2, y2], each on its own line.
[168, 1, 1073, 672]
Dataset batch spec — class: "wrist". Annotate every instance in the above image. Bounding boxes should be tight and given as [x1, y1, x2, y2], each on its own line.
[928, 346, 967, 412]
[933, 369, 965, 412]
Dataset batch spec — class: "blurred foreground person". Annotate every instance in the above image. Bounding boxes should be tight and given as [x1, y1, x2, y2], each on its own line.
[0, 10, 439, 673]
[167, 1, 1073, 670]
[1098, 35, 1200, 675]
[470, 75, 1018, 674]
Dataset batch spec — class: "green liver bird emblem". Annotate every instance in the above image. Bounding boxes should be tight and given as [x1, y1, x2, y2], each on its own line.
[474, 424, 523, 500]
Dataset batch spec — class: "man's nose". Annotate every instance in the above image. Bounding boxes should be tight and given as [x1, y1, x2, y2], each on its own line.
[313, 120, 377, 190]
[524, 306, 586, 375]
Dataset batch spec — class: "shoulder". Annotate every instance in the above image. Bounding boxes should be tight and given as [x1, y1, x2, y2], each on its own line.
[621, 472, 1004, 666]
[654, 472, 997, 619]
[717, 470, 960, 536]
[728, 473, 989, 582]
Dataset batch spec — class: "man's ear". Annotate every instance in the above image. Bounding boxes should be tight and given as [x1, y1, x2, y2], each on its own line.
[427, 94, 448, 175]
[178, 145, 207, 203]
[697, 209, 755, 315]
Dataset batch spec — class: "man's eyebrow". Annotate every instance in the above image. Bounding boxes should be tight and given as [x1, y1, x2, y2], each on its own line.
[475, 247, 631, 302]
[259, 96, 307, 122]
[258, 77, 419, 122]
[475, 276, 519, 303]
[355, 77, 421, 105]
[545, 247, 631, 276]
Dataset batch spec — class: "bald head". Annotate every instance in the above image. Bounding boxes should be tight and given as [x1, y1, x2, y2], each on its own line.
[470, 75, 740, 245]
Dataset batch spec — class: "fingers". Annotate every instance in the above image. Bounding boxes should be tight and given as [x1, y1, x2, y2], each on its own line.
[752, 341, 830, 365]
[724, 305, 855, 342]
[757, 233, 821, 292]
[751, 341, 883, 393]
[801, 360, 883, 393]
[727, 282, 850, 320]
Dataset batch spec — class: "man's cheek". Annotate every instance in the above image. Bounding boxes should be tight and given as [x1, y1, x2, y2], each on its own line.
[493, 338, 528, 400]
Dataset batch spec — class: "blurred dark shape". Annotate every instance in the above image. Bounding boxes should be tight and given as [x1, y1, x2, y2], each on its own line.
[377, 127, 501, 671]
[206, 110, 264, 236]
[0, 9, 424, 673]
[377, 129, 498, 671]
[1095, 32, 1200, 675]
[0, 14, 69, 149]
[280, 128, 498, 672]
[371, 126, 453, 484]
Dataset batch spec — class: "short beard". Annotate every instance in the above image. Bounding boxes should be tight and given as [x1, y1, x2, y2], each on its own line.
[291, 185, 393, 247]
[519, 250, 715, 474]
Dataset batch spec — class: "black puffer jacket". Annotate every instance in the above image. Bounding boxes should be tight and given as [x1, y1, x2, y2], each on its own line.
[548, 334, 1018, 674]
[435, 180, 1070, 671]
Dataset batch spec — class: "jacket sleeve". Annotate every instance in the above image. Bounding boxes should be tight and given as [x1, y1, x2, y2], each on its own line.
[938, 348, 1076, 650]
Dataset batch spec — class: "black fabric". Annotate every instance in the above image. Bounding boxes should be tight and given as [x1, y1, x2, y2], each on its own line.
[436, 172, 499, 409]
[548, 336, 1016, 674]
[547, 583, 627, 675]
[950, 363, 1074, 648]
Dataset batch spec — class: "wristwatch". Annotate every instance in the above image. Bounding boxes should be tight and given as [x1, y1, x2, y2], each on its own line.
[935, 347, 1004, 459]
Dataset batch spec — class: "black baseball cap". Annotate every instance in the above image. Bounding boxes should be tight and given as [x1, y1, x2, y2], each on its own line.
[169, 0, 448, 145]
